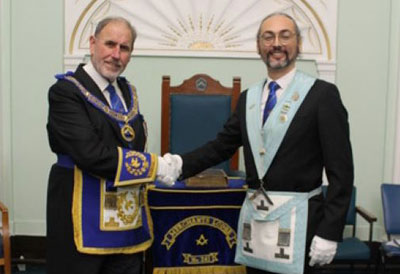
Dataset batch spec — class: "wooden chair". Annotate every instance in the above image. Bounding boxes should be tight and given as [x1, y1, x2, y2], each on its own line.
[161, 74, 241, 175]
[0, 201, 11, 274]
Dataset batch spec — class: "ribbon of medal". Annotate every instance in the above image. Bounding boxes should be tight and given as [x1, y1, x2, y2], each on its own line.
[64, 76, 138, 142]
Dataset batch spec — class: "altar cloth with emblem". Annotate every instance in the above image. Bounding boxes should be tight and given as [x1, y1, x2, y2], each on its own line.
[147, 179, 247, 274]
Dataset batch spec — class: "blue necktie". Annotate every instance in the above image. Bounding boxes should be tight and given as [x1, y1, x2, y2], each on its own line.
[262, 81, 279, 125]
[106, 84, 125, 113]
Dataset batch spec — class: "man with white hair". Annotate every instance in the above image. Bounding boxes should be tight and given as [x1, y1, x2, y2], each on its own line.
[46, 17, 179, 274]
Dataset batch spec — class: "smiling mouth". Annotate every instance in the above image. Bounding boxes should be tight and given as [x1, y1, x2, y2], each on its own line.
[105, 61, 121, 70]
[269, 51, 287, 59]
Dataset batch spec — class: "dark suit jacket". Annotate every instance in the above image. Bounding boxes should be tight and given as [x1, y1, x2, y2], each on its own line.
[47, 64, 147, 178]
[46, 64, 147, 266]
[181, 78, 354, 243]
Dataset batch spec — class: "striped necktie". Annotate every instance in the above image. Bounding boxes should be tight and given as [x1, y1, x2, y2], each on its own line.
[262, 81, 280, 125]
[106, 84, 125, 113]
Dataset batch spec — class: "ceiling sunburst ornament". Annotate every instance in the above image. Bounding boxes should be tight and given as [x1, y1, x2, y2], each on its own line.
[65, 0, 338, 81]
[160, 14, 241, 50]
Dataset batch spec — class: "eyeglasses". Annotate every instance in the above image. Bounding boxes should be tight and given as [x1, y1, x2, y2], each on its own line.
[259, 30, 296, 46]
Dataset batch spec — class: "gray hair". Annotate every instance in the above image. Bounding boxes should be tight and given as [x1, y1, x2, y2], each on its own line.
[256, 12, 301, 42]
[94, 17, 137, 48]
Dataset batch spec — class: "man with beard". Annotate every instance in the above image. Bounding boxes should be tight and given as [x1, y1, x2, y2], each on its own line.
[161, 12, 354, 273]
[46, 17, 179, 274]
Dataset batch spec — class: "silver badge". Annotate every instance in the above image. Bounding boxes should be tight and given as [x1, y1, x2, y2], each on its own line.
[242, 223, 252, 241]
[277, 228, 291, 247]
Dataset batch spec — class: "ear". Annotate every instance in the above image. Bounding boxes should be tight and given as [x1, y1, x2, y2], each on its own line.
[297, 37, 302, 54]
[256, 40, 261, 55]
[130, 43, 134, 54]
[89, 35, 96, 55]
[126, 44, 134, 62]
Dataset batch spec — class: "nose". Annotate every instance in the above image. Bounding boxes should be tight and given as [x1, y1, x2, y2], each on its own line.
[111, 46, 121, 59]
[272, 35, 281, 46]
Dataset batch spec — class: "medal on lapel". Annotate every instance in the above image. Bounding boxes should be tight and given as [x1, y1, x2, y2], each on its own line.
[279, 102, 291, 123]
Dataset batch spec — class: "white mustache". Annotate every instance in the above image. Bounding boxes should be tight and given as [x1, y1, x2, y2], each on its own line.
[105, 61, 122, 68]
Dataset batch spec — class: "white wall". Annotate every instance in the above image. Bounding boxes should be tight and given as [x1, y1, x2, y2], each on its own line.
[0, 0, 13, 219]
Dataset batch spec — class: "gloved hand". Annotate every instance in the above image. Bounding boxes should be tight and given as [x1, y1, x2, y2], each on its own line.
[156, 156, 175, 186]
[164, 153, 182, 174]
[309, 235, 337, 267]
[156, 153, 182, 186]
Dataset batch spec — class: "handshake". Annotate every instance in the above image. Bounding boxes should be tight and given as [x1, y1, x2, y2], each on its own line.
[156, 153, 183, 186]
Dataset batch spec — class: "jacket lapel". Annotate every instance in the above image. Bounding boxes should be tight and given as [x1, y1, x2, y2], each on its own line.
[74, 65, 110, 106]
[117, 78, 132, 109]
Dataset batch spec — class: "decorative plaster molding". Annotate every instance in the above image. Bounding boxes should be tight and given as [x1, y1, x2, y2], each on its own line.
[315, 60, 336, 83]
[64, 0, 338, 81]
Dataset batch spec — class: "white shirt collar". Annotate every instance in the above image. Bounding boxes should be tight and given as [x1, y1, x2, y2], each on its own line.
[82, 61, 127, 111]
[260, 67, 297, 120]
[83, 60, 113, 92]
[268, 67, 296, 91]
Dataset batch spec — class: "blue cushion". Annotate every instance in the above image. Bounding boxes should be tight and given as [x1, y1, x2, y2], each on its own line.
[0, 235, 3, 257]
[382, 241, 400, 257]
[334, 237, 370, 260]
[381, 184, 400, 235]
[170, 94, 232, 173]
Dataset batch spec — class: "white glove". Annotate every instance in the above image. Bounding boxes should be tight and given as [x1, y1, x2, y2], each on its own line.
[163, 153, 182, 178]
[309, 235, 337, 266]
[156, 153, 182, 186]
[156, 156, 175, 186]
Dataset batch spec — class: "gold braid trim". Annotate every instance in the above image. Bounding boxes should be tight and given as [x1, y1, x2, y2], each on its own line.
[65, 76, 139, 123]
[153, 265, 246, 274]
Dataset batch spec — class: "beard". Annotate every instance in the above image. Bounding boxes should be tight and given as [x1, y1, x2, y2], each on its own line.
[92, 57, 125, 82]
[98, 67, 122, 82]
[264, 46, 298, 70]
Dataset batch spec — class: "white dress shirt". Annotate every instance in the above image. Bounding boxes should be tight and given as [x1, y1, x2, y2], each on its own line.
[260, 68, 296, 120]
[83, 61, 128, 111]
